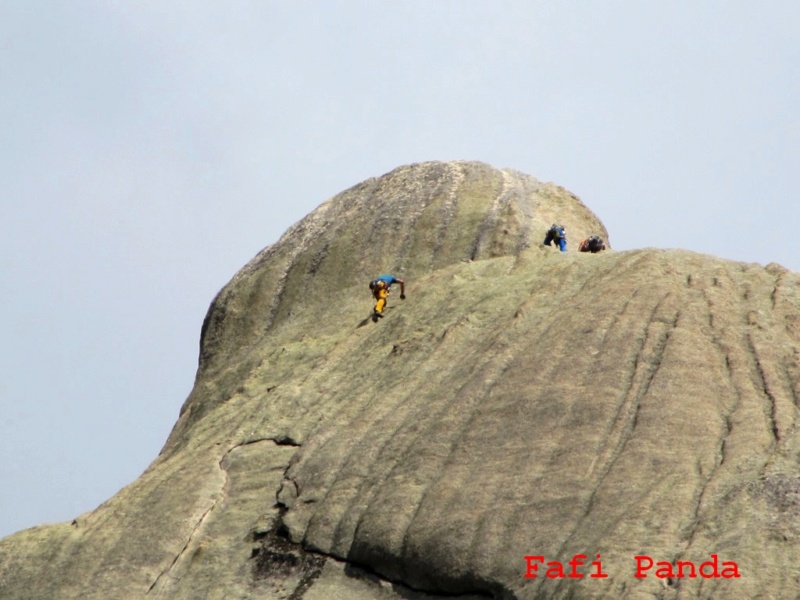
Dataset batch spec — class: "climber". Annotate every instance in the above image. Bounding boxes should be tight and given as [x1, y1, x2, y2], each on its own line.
[544, 224, 567, 252]
[579, 235, 606, 253]
[369, 274, 406, 319]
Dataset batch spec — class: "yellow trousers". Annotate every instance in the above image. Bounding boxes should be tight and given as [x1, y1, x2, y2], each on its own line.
[373, 288, 389, 313]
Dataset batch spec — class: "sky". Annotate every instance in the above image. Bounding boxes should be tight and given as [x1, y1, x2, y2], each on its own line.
[1, 1, 798, 539]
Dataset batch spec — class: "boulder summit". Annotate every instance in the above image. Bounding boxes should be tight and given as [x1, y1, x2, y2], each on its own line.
[2, 161, 799, 600]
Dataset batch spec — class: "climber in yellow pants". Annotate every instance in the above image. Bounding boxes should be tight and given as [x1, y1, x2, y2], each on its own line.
[369, 274, 406, 319]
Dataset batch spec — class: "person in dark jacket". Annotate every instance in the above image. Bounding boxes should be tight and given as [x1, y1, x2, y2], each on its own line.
[544, 224, 567, 252]
[579, 235, 606, 253]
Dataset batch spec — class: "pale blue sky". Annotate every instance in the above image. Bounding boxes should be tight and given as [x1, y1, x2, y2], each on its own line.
[1, 1, 798, 538]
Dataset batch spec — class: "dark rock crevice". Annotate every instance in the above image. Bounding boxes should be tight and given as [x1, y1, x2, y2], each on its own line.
[250, 521, 326, 600]
[251, 515, 503, 600]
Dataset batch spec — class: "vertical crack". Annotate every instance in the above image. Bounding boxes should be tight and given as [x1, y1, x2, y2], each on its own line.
[469, 168, 514, 260]
[552, 294, 677, 573]
[747, 332, 781, 444]
[146, 489, 224, 596]
[147, 439, 297, 596]
[671, 287, 746, 582]
[587, 294, 674, 481]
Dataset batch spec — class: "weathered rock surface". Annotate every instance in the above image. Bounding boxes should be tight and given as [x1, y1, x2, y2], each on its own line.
[2, 161, 800, 600]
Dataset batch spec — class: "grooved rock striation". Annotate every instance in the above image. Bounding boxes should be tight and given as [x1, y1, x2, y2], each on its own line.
[2, 160, 799, 600]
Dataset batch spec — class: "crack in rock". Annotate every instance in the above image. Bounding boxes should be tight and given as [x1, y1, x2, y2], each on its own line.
[147, 438, 301, 596]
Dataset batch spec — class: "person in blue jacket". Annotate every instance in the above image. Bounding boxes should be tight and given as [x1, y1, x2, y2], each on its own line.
[544, 224, 567, 252]
[369, 274, 406, 318]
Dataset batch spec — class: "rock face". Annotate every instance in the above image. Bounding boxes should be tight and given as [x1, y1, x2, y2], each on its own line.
[2, 160, 800, 600]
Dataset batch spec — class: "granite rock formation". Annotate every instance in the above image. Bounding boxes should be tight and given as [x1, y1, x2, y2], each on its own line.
[2, 161, 799, 600]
